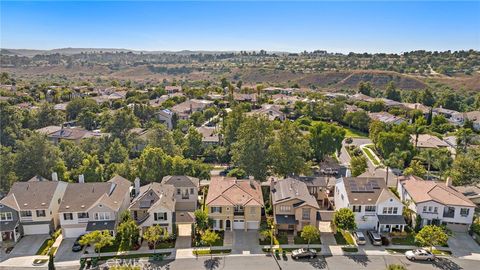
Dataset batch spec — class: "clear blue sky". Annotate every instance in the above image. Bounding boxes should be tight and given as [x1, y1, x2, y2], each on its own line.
[1, 1, 479, 53]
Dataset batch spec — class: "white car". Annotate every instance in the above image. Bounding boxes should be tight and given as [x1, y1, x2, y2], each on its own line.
[353, 231, 366, 245]
[405, 249, 436, 261]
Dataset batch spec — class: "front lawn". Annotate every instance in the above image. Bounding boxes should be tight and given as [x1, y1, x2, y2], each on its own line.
[334, 230, 355, 245]
[342, 247, 358, 253]
[391, 233, 417, 246]
[193, 231, 224, 247]
[193, 249, 231, 256]
[344, 127, 368, 138]
[96, 252, 171, 261]
[294, 232, 321, 245]
[275, 233, 289, 245]
[99, 241, 121, 253]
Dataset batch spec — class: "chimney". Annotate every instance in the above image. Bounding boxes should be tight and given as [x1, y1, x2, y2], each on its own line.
[79, 174, 85, 183]
[52, 172, 58, 182]
[446, 177, 452, 187]
[134, 177, 141, 196]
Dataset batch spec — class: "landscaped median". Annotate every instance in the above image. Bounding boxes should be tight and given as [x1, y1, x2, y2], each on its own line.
[361, 144, 382, 167]
[192, 248, 232, 256]
[334, 230, 358, 253]
[36, 230, 62, 256]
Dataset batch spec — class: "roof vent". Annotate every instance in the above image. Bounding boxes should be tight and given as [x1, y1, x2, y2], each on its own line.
[81, 205, 85, 208]
[114, 201, 118, 204]
[66, 205, 70, 209]
[41, 202, 46, 206]
[23, 203, 28, 206]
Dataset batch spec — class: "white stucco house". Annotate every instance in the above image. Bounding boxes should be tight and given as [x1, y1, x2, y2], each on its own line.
[335, 177, 406, 233]
[397, 175, 475, 232]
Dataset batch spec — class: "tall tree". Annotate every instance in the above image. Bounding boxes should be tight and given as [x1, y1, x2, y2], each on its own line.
[136, 147, 169, 182]
[404, 160, 426, 178]
[432, 148, 453, 181]
[333, 208, 357, 231]
[309, 122, 345, 161]
[231, 116, 273, 181]
[418, 149, 436, 179]
[449, 149, 480, 186]
[0, 102, 24, 147]
[143, 225, 166, 254]
[350, 155, 368, 177]
[201, 230, 220, 258]
[415, 225, 449, 252]
[300, 225, 320, 249]
[66, 98, 98, 120]
[183, 127, 203, 159]
[269, 121, 310, 177]
[456, 128, 474, 153]
[145, 123, 179, 156]
[105, 139, 128, 164]
[117, 219, 140, 251]
[14, 133, 60, 181]
[79, 230, 114, 259]
[358, 81, 372, 96]
[410, 116, 427, 149]
[222, 106, 245, 150]
[104, 109, 139, 140]
[385, 81, 401, 101]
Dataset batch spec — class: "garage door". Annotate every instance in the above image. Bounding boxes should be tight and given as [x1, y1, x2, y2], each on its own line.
[247, 221, 259, 230]
[63, 227, 86, 238]
[23, 224, 50, 235]
[233, 219, 244, 230]
[446, 223, 469, 232]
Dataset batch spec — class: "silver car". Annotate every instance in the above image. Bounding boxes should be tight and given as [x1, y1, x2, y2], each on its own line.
[291, 248, 317, 259]
[367, 230, 382, 246]
[405, 249, 436, 261]
[353, 231, 366, 245]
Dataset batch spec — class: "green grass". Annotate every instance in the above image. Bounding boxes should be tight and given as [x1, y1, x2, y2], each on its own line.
[97, 252, 171, 261]
[334, 231, 347, 245]
[386, 249, 409, 254]
[36, 239, 52, 255]
[193, 231, 224, 247]
[155, 241, 176, 249]
[432, 249, 452, 255]
[391, 234, 417, 246]
[344, 127, 368, 138]
[275, 234, 289, 245]
[342, 247, 358, 253]
[193, 249, 231, 255]
[294, 233, 321, 245]
[99, 241, 121, 253]
[362, 146, 380, 166]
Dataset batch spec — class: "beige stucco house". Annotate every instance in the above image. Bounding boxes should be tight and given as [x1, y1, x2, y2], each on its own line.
[206, 177, 264, 231]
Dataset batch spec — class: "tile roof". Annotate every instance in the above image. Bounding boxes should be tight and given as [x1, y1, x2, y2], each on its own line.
[59, 175, 131, 213]
[0, 177, 66, 210]
[412, 134, 449, 148]
[206, 177, 264, 207]
[399, 175, 475, 207]
[271, 178, 319, 209]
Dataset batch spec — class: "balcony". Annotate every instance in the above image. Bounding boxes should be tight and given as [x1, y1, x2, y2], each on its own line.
[234, 211, 244, 216]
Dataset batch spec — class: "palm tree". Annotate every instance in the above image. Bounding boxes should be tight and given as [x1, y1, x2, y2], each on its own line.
[419, 149, 436, 179]
[432, 148, 453, 180]
[456, 128, 473, 153]
[410, 117, 427, 149]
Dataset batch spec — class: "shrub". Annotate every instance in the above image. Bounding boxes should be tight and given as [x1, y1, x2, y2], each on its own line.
[387, 264, 407, 270]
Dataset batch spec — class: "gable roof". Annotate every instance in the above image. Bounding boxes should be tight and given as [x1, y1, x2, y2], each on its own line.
[206, 177, 264, 207]
[271, 178, 319, 209]
[399, 175, 475, 207]
[0, 177, 66, 210]
[59, 175, 131, 213]
[412, 134, 449, 148]
[162, 175, 200, 188]
[129, 182, 175, 211]
[341, 177, 396, 205]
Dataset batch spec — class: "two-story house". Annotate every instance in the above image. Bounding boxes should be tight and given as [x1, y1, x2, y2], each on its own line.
[295, 176, 331, 209]
[206, 177, 264, 231]
[397, 175, 475, 232]
[129, 182, 176, 233]
[162, 175, 199, 212]
[335, 177, 406, 233]
[58, 175, 131, 238]
[0, 175, 68, 245]
[271, 178, 320, 234]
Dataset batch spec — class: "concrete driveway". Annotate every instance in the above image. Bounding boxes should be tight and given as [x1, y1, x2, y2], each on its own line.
[448, 232, 480, 259]
[8, 235, 49, 257]
[232, 230, 261, 254]
[54, 238, 82, 263]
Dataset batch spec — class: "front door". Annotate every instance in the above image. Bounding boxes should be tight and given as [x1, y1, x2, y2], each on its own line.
[226, 220, 231, 230]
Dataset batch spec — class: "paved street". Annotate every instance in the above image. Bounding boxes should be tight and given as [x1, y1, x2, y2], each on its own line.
[109, 254, 478, 270]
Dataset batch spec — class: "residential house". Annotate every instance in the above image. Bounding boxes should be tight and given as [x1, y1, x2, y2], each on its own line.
[162, 175, 200, 212]
[0, 175, 68, 245]
[295, 176, 331, 209]
[165, 86, 182, 94]
[196, 126, 221, 145]
[398, 175, 475, 232]
[36, 126, 109, 145]
[369, 112, 406, 125]
[58, 175, 131, 238]
[171, 99, 213, 120]
[233, 93, 258, 103]
[271, 178, 320, 233]
[263, 87, 296, 95]
[335, 177, 406, 233]
[206, 177, 264, 231]
[454, 185, 480, 207]
[451, 111, 480, 131]
[402, 103, 431, 118]
[129, 182, 176, 233]
[247, 104, 286, 121]
[411, 134, 450, 150]
[155, 109, 174, 130]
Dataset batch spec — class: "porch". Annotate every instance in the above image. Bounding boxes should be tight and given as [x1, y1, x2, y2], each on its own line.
[377, 215, 406, 233]
[0, 221, 21, 245]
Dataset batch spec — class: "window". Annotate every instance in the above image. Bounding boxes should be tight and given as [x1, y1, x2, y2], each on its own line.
[0, 212, 13, 221]
[94, 212, 111, 220]
[154, 212, 168, 221]
[211, 207, 222, 213]
[460, 208, 470, 217]
[428, 206, 432, 212]
[392, 207, 398, 214]
[36, 210, 46, 217]
[302, 209, 310, 220]
[279, 205, 291, 212]
[234, 205, 244, 214]
[352, 205, 361, 212]
[177, 189, 181, 195]
[78, 213, 89, 219]
[365, 206, 376, 212]
[190, 188, 194, 195]
[20, 210, 32, 217]
[423, 206, 427, 213]
[434, 207, 438, 213]
[63, 213, 73, 220]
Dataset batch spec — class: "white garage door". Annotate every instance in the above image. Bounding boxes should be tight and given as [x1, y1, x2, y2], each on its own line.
[233, 219, 244, 230]
[63, 227, 86, 238]
[247, 221, 259, 230]
[23, 224, 50, 235]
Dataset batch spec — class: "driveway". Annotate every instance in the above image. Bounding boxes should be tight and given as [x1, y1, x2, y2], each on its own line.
[447, 232, 480, 259]
[54, 238, 82, 263]
[8, 235, 49, 257]
[232, 230, 262, 254]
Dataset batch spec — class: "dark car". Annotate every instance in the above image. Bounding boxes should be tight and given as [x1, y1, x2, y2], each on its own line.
[367, 231, 382, 246]
[72, 235, 85, 252]
[291, 248, 317, 259]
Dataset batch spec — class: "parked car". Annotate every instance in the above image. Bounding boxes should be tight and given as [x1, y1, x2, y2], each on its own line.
[353, 231, 366, 245]
[367, 231, 382, 246]
[291, 248, 317, 259]
[405, 249, 436, 261]
[72, 235, 85, 252]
